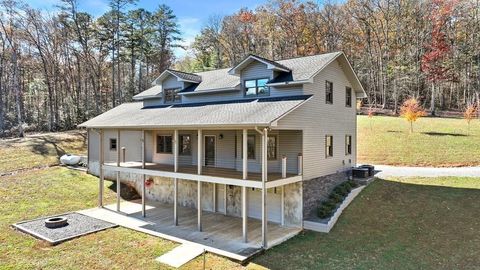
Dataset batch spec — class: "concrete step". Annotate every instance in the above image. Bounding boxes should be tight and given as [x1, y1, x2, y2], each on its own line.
[156, 243, 205, 268]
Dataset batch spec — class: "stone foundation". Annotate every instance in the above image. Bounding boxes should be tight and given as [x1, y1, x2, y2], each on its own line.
[302, 171, 349, 220]
[88, 161, 302, 227]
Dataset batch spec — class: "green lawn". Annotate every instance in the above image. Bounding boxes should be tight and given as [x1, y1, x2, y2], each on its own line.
[0, 167, 244, 270]
[0, 131, 87, 174]
[2, 128, 480, 269]
[253, 177, 480, 269]
[358, 115, 480, 166]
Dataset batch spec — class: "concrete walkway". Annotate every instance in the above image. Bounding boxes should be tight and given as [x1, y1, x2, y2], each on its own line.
[373, 165, 480, 178]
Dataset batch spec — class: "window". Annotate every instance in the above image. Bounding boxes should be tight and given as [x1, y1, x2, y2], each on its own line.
[109, 138, 117, 151]
[345, 135, 352, 155]
[179, 135, 191, 155]
[267, 135, 277, 160]
[164, 88, 181, 103]
[345, 87, 352, 107]
[156, 135, 172, 153]
[325, 135, 333, 158]
[245, 78, 269, 96]
[247, 135, 255, 159]
[325, 81, 333, 104]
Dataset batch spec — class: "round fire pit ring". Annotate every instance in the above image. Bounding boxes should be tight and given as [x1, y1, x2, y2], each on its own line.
[45, 217, 68, 228]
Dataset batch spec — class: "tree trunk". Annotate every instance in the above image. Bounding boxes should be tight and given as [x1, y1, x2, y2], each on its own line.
[430, 82, 436, 116]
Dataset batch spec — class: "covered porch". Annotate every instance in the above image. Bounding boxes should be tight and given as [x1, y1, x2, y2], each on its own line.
[92, 126, 303, 250]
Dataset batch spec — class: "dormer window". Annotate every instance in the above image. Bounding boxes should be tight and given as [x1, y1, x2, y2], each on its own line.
[245, 78, 269, 97]
[164, 88, 181, 103]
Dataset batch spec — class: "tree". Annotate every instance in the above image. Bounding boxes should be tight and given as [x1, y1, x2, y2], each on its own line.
[463, 104, 477, 136]
[421, 0, 457, 116]
[400, 97, 427, 133]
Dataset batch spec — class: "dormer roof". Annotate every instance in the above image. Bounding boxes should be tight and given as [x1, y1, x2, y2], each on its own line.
[152, 69, 202, 85]
[228, 54, 291, 75]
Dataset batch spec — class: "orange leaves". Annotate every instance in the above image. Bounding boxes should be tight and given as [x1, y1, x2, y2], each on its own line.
[400, 98, 426, 133]
[464, 104, 477, 124]
[238, 9, 255, 23]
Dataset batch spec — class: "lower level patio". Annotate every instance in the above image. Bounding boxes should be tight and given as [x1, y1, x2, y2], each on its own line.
[78, 200, 301, 261]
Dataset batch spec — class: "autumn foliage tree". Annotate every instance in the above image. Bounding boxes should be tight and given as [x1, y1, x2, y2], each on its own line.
[421, 0, 457, 116]
[463, 105, 477, 136]
[400, 98, 427, 133]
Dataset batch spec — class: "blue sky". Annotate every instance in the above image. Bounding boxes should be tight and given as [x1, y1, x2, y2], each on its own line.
[27, 0, 267, 58]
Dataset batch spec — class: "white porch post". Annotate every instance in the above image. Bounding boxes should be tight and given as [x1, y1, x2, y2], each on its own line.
[281, 186, 285, 226]
[141, 130, 146, 217]
[197, 129, 202, 174]
[197, 129, 202, 231]
[197, 181, 202, 231]
[173, 130, 179, 225]
[261, 128, 268, 248]
[242, 129, 248, 179]
[242, 128, 248, 242]
[224, 184, 227, 215]
[99, 129, 104, 208]
[213, 183, 216, 212]
[116, 129, 121, 212]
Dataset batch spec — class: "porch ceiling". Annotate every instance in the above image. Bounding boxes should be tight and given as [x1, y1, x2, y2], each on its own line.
[78, 95, 311, 129]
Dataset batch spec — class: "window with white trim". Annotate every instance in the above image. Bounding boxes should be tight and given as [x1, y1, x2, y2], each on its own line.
[325, 135, 333, 158]
[245, 78, 269, 96]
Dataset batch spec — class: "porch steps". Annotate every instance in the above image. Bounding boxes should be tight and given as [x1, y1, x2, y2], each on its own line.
[156, 243, 205, 268]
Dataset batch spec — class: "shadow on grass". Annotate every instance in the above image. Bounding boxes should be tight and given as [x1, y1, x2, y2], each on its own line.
[31, 137, 66, 157]
[251, 178, 480, 269]
[422, 132, 466, 137]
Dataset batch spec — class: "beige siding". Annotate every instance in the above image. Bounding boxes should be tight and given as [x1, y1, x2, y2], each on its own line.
[277, 59, 357, 180]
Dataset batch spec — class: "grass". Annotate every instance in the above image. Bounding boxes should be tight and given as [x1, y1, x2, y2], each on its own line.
[0, 167, 243, 270]
[253, 177, 480, 269]
[2, 128, 480, 269]
[0, 131, 87, 174]
[357, 115, 480, 166]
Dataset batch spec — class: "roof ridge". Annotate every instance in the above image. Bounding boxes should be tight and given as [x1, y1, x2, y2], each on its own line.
[177, 52, 343, 75]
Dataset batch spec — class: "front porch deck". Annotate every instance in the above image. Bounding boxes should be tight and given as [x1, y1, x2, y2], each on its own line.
[104, 161, 302, 188]
[78, 201, 301, 261]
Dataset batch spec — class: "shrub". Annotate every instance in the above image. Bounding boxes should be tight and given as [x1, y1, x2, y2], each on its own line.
[329, 192, 344, 203]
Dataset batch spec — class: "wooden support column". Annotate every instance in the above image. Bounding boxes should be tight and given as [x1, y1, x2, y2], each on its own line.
[281, 186, 285, 226]
[213, 183, 216, 212]
[141, 130, 146, 217]
[224, 184, 227, 215]
[197, 129, 202, 231]
[197, 180, 202, 231]
[173, 130, 179, 225]
[99, 129, 104, 207]
[242, 186, 248, 242]
[242, 129, 248, 242]
[261, 128, 268, 248]
[197, 129, 202, 175]
[242, 129, 248, 179]
[116, 129, 121, 212]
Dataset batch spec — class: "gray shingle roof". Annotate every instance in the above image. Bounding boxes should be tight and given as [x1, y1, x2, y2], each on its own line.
[275, 52, 340, 81]
[133, 85, 162, 99]
[133, 52, 343, 98]
[167, 69, 202, 83]
[79, 96, 311, 128]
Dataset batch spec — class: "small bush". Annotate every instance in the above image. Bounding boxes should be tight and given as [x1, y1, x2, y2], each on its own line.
[316, 180, 360, 219]
[329, 192, 344, 203]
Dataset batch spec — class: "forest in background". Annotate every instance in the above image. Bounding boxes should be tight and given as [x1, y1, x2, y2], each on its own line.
[0, 0, 479, 137]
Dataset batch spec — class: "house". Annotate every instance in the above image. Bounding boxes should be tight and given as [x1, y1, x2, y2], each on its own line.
[79, 51, 366, 259]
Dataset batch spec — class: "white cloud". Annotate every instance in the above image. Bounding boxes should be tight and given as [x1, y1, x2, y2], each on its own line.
[175, 16, 201, 59]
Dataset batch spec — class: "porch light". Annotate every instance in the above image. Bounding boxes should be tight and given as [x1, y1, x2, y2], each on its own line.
[219, 134, 224, 139]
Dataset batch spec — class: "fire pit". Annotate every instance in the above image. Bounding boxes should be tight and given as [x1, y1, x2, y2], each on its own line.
[45, 217, 68, 228]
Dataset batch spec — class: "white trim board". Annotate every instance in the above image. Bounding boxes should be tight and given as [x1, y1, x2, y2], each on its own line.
[303, 185, 365, 233]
